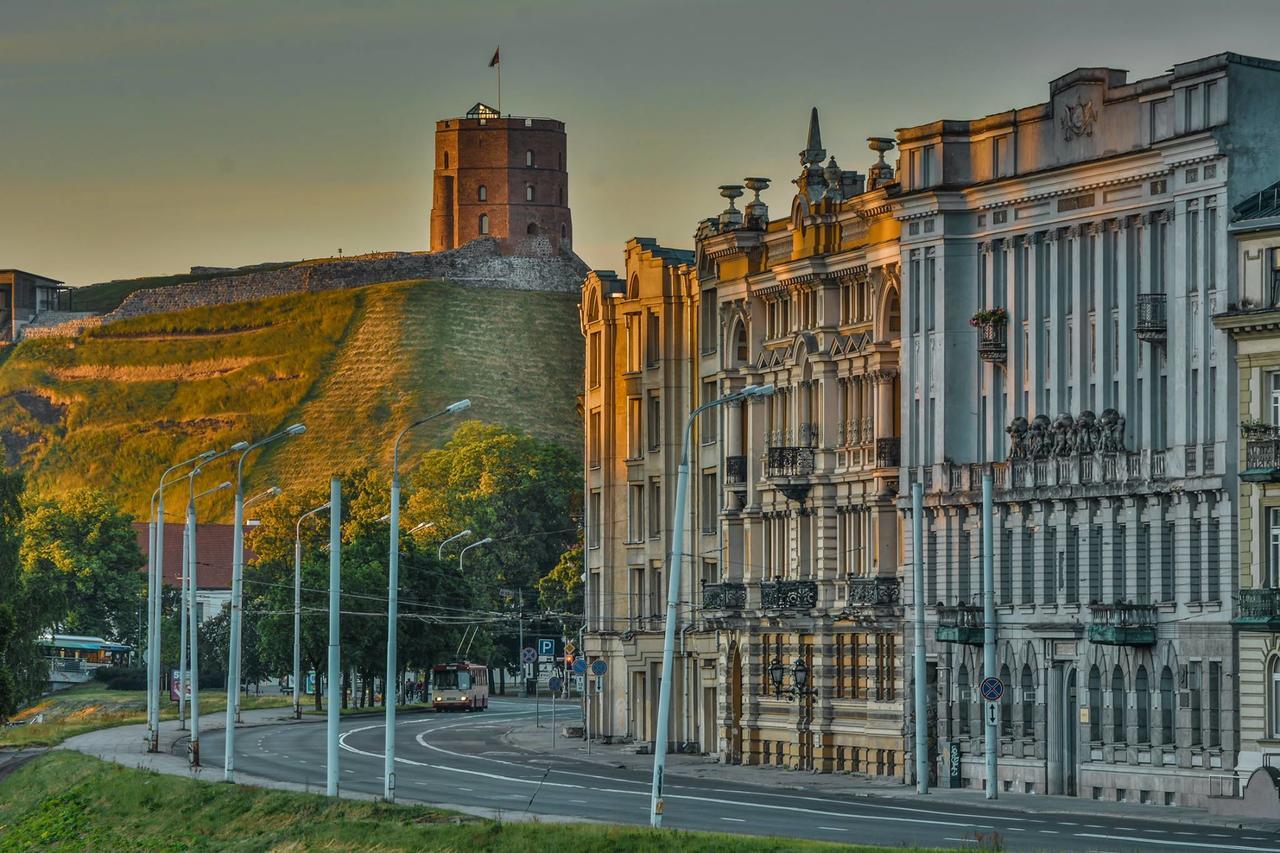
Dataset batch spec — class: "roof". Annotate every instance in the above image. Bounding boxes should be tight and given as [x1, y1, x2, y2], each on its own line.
[132, 522, 254, 590]
[1234, 180, 1280, 222]
[0, 269, 65, 285]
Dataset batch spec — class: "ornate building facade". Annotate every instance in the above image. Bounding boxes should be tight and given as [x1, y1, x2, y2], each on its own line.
[900, 54, 1280, 807]
[582, 112, 907, 776]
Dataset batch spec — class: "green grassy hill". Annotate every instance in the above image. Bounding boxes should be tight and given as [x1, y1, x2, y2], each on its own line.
[0, 279, 583, 519]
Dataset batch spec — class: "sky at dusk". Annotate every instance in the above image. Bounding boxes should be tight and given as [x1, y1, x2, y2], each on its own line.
[5, 0, 1280, 286]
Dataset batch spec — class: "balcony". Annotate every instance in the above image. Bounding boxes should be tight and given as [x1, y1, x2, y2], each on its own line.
[759, 579, 818, 611]
[1088, 603, 1158, 646]
[725, 455, 748, 486]
[976, 320, 1007, 363]
[767, 446, 815, 478]
[1235, 588, 1280, 631]
[936, 604, 984, 645]
[701, 581, 748, 612]
[1135, 293, 1167, 343]
[875, 437, 901, 468]
[932, 452, 1167, 497]
[1243, 428, 1280, 482]
[847, 576, 901, 608]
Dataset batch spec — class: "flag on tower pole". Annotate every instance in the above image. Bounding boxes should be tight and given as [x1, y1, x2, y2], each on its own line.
[490, 47, 501, 114]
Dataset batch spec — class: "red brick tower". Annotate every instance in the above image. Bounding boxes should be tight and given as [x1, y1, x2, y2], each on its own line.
[429, 103, 573, 254]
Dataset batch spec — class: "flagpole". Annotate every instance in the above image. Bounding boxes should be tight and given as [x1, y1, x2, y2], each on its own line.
[497, 46, 502, 114]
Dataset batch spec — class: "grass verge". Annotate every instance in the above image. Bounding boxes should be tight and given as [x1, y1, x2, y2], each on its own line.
[0, 684, 290, 748]
[0, 751, 937, 851]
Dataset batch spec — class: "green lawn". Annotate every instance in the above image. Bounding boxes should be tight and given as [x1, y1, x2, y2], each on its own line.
[0, 278, 582, 520]
[0, 683, 290, 748]
[0, 751, 941, 851]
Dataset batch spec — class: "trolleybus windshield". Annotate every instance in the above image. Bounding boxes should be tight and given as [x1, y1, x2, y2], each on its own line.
[434, 669, 472, 690]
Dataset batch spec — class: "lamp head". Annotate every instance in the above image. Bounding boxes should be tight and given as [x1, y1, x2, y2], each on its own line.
[190, 467, 202, 479]
[793, 657, 809, 690]
[446, 399, 472, 414]
[768, 657, 784, 690]
[267, 486, 282, 496]
[478, 537, 493, 545]
[378, 513, 391, 522]
[744, 383, 775, 398]
[285, 423, 307, 436]
[197, 450, 217, 461]
[216, 481, 232, 491]
[460, 529, 473, 538]
[229, 440, 251, 452]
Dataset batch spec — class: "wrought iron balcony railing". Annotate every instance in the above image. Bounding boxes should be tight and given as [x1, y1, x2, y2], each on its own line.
[847, 576, 901, 608]
[1135, 293, 1167, 343]
[1244, 434, 1280, 482]
[725, 455, 748, 485]
[875, 437, 901, 468]
[767, 446, 815, 478]
[701, 581, 748, 611]
[1235, 588, 1280, 630]
[759, 579, 818, 610]
[976, 320, 1007, 362]
[936, 604, 984, 645]
[1087, 603, 1158, 645]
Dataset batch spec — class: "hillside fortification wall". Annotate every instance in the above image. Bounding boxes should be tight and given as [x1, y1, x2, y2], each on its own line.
[30, 238, 587, 339]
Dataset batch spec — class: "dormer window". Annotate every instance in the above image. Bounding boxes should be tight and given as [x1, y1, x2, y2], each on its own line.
[477, 185, 487, 202]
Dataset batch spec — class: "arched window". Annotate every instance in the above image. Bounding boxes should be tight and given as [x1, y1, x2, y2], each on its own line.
[1270, 657, 1280, 739]
[1111, 665, 1126, 743]
[999, 664, 1012, 736]
[1136, 665, 1151, 743]
[733, 321, 748, 366]
[886, 291, 901, 335]
[1160, 666, 1175, 745]
[444, 151, 449, 169]
[526, 185, 535, 202]
[958, 663, 970, 736]
[560, 223, 567, 239]
[526, 222, 538, 235]
[1020, 664, 1034, 737]
[477, 185, 487, 201]
[478, 213, 489, 235]
[1088, 665, 1102, 742]
[526, 149, 535, 167]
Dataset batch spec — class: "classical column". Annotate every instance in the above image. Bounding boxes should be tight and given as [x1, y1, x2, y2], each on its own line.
[1046, 230, 1064, 415]
[1046, 663, 1064, 795]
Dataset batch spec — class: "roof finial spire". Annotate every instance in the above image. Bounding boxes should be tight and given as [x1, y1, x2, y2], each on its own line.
[800, 107, 826, 166]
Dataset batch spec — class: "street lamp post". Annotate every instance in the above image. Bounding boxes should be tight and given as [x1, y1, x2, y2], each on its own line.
[186, 477, 231, 768]
[437, 529, 473, 560]
[457, 537, 492, 573]
[649, 383, 773, 828]
[232, 485, 281, 724]
[148, 448, 218, 752]
[294, 501, 330, 720]
[224, 424, 304, 783]
[384, 398, 470, 803]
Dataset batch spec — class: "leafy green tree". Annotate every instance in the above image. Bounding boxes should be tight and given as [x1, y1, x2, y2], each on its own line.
[537, 535, 583, 615]
[19, 488, 144, 643]
[0, 470, 38, 720]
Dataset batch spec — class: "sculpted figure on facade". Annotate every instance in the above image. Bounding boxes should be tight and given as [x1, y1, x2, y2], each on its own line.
[1073, 409, 1098, 455]
[1006, 416, 1030, 460]
[1099, 407, 1127, 453]
[1052, 413, 1074, 457]
[1029, 414, 1052, 459]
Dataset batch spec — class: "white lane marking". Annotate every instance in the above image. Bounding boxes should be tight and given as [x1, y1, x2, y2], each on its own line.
[337, 727, 990, 831]
[944, 839, 977, 845]
[569, 799, 587, 804]
[1078, 834, 1280, 852]
[1060, 821, 1078, 826]
[1040, 830, 1058, 834]
[720, 817, 745, 823]
[819, 826, 847, 832]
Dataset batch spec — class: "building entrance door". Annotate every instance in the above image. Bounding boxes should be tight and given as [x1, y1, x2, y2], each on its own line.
[1064, 667, 1078, 796]
[730, 645, 743, 763]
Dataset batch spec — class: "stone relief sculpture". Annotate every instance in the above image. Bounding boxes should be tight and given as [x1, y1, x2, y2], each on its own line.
[1009, 409, 1127, 461]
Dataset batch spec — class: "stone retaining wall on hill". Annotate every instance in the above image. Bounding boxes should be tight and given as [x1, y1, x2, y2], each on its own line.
[35, 239, 589, 339]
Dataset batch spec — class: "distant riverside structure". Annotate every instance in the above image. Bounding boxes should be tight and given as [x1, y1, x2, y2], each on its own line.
[429, 102, 573, 255]
[582, 52, 1280, 812]
[0, 269, 70, 342]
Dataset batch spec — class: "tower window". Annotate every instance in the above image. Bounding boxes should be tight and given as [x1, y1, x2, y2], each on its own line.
[478, 213, 489, 235]
[526, 185, 535, 202]
[527, 223, 538, 235]
[526, 150, 535, 167]
[559, 186, 565, 205]
[561, 224, 567, 238]
[444, 151, 449, 169]
[477, 185, 487, 202]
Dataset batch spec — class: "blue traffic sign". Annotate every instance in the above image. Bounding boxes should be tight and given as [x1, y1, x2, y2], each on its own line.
[590, 659, 608, 677]
[980, 676, 1004, 702]
[572, 657, 587, 675]
[537, 638, 555, 657]
[521, 647, 537, 665]
[548, 675, 563, 693]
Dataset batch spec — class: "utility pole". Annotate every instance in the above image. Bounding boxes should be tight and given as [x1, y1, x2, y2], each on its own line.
[518, 590, 524, 692]
[178, 525, 188, 730]
[327, 477, 341, 797]
[912, 481, 928, 794]
[186, 497, 201, 766]
[982, 470, 997, 800]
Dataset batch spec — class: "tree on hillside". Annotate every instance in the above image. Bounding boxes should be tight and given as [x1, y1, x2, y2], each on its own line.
[19, 489, 145, 643]
[0, 470, 39, 720]
[536, 534, 583, 616]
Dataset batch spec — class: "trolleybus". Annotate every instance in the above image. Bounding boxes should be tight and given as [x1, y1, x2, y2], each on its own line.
[431, 661, 489, 711]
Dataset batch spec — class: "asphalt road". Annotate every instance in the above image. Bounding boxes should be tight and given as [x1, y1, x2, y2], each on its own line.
[198, 698, 1280, 851]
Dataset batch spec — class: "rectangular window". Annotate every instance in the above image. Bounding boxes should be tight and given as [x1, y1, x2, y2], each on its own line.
[1189, 660, 1203, 747]
[645, 311, 660, 367]
[588, 409, 601, 469]
[1021, 530, 1034, 605]
[1112, 524, 1127, 603]
[647, 392, 661, 452]
[627, 484, 645, 543]
[1088, 524, 1103, 604]
[1209, 661, 1222, 748]
[876, 633, 896, 701]
[1207, 518, 1220, 602]
[700, 471, 718, 534]
[627, 397, 643, 459]
[1000, 529, 1013, 605]
[958, 530, 972, 604]
[927, 532, 939, 605]
[700, 290, 717, 354]
[1189, 520, 1202, 603]
[648, 561, 662, 623]
[588, 331, 601, 388]
[1044, 528, 1058, 604]
[701, 380, 719, 443]
[1269, 507, 1280, 588]
[588, 490, 602, 549]
[1137, 523, 1152, 604]
[1067, 526, 1081, 605]
[648, 478, 662, 538]
[625, 315, 641, 372]
[1162, 521, 1176, 603]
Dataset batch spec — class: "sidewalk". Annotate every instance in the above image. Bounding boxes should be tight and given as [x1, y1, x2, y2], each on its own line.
[503, 709, 1280, 833]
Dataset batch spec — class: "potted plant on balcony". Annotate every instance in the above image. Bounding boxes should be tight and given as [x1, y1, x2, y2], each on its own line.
[971, 308, 1009, 362]
[1241, 417, 1273, 439]
[969, 307, 1008, 328]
